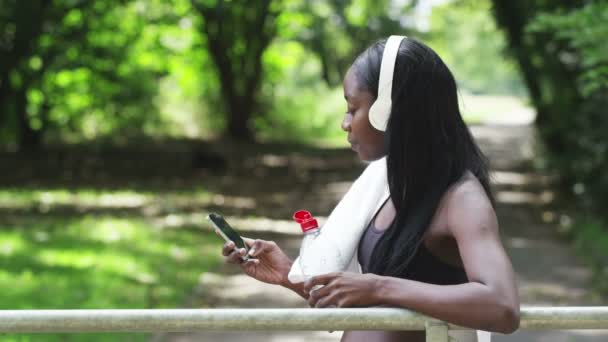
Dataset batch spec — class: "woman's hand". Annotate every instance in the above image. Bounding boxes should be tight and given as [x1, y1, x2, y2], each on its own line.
[304, 272, 384, 308]
[222, 238, 293, 286]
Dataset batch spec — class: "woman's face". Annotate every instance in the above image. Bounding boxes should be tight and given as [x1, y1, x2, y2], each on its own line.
[341, 68, 386, 161]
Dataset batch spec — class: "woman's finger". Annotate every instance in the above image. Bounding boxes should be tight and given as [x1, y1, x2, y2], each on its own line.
[242, 258, 260, 267]
[315, 290, 342, 308]
[304, 272, 340, 293]
[307, 284, 331, 307]
[227, 248, 247, 264]
[248, 239, 275, 258]
[222, 241, 236, 256]
[248, 240, 264, 257]
[224, 252, 241, 264]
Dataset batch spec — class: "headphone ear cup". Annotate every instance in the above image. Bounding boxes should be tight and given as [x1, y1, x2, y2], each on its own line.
[369, 101, 379, 127]
[368, 97, 391, 131]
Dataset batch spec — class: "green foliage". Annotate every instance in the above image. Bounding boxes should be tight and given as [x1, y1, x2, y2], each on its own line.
[42, 1, 169, 141]
[428, 0, 524, 95]
[569, 216, 608, 295]
[0, 0, 539, 147]
[290, 0, 414, 87]
[190, 0, 284, 141]
[135, 0, 223, 138]
[492, 0, 608, 216]
[254, 0, 423, 144]
[492, 0, 608, 296]
[536, 94, 608, 208]
[491, 0, 583, 126]
[0, 0, 200, 148]
[256, 40, 345, 144]
[528, 2, 608, 98]
[521, 1, 608, 210]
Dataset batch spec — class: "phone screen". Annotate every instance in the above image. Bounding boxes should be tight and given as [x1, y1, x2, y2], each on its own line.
[207, 213, 248, 251]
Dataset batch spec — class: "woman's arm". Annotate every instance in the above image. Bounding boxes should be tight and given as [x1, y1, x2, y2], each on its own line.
[377, 184, 519, 333]
[377, 277, 518, 334]
[306, 182, 520, 334]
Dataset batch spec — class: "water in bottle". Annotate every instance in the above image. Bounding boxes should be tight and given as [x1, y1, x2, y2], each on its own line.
[293, 210, 345, 281]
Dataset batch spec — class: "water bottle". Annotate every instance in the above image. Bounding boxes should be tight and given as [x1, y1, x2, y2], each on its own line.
[293, 210, 345, 281]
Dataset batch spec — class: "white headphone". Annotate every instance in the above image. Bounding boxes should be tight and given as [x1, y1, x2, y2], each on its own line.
[368, 35, 407, 132]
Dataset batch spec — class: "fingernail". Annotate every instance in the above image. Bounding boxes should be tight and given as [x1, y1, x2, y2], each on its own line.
[248, 248, 255, 256]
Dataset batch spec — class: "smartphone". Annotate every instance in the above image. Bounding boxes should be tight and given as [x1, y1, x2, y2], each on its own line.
[207, 213, 249, 260]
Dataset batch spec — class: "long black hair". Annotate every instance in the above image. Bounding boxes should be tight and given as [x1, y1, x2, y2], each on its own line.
[352, 37, 494, 278]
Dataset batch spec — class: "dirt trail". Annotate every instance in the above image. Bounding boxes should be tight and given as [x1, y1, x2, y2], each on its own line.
[156, 122, 607, 342]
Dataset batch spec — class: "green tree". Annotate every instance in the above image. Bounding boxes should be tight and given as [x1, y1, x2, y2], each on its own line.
[491, 0, 608, 209]
[0, 0, 85, 150]
[428, 0, 523, 95]
[490, 0, 582, 130]
[0, 0, 168, 151]
[191, 0, 283, 142]
[296, 0, 415, 87]
[527, 1, 608, 207]
[528, 2, 608, 98]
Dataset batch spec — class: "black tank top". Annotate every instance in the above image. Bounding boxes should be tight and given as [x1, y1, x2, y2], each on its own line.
[357, 203, 468, 285]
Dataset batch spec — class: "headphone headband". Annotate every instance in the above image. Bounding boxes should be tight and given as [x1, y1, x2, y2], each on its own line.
[368, 35, 407, 132]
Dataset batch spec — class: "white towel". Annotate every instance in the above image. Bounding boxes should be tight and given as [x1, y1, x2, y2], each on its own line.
[288, 156, 389, 283]
[286, 156, 491, 341]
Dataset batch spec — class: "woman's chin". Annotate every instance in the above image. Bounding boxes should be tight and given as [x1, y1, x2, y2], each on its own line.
[357, 150, 386, 162]
[350, 144, 385, 162]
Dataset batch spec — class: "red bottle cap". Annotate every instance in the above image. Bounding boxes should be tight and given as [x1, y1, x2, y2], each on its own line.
[293, 210, 319, 232]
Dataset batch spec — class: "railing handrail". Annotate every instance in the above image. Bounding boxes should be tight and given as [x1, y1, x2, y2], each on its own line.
[0, 307, 607, 333]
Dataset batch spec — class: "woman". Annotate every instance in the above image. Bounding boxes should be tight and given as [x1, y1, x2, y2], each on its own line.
[221, 36, 520, 341]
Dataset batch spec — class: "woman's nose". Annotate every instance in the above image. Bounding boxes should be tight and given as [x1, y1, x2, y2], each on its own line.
[341, 114, 352, 132]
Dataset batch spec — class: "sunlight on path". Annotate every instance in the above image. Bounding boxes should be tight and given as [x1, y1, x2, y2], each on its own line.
[460, 92, 536, 126]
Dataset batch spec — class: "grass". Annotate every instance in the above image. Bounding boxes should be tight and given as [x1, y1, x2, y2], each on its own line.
[0, 189, 223, 341]
[567, 216, 608, 297]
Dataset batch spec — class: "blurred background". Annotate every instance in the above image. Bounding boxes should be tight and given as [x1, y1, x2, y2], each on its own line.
[0, 0, 606, 341]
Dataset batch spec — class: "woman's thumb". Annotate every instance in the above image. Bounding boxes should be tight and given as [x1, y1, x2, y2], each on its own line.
[243, 238, 260, 256]
[243, 237, 255, 247]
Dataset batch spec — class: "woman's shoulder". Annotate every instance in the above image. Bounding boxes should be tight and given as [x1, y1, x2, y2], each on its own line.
[442, 171, 497, 234]
[444, 170, 491, 205]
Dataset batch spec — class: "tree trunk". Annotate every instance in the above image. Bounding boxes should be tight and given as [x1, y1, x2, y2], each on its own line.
[193, 0, 280, 143]
[15, 88, 42, 151]
[0, 75, 8, 129]
[226, 96, 254, 142]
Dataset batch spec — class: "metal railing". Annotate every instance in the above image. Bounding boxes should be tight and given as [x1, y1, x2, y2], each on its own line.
[1, 307, 607, 342]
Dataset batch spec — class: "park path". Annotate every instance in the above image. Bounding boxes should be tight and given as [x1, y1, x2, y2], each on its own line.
[155, 118, 607, 342]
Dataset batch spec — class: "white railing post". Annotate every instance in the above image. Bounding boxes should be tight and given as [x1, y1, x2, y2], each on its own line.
[425, 321, 449, 342]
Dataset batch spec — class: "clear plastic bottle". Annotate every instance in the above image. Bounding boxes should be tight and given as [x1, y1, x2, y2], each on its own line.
[293, 210, 344, 281]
